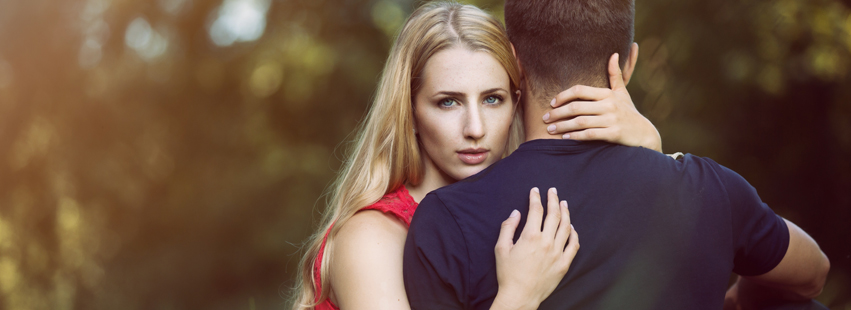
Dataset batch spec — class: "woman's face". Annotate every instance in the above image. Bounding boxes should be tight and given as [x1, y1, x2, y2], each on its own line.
[413, 47, 515, 183]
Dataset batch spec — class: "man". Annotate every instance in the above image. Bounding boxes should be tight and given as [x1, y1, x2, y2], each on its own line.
[402, 0, 830, 309]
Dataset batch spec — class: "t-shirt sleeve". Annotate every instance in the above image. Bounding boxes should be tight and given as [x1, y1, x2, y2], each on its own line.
[718, 164, 790, 276]
[403, 193, 467, 310]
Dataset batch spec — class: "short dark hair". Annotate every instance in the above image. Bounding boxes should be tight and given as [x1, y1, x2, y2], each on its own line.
[504, 0, 634, 99]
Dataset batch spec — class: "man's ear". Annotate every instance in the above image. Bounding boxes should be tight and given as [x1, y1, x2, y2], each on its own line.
[622, 42, 639, 86]
[511, 43, 527, 88]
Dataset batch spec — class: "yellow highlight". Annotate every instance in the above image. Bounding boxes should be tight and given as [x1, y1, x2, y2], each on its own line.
[9, 117, 53, 171]
[845, 14, 851, 53]
[0, 217, 11, 250]
[0, 257, 19, 294]
[808, 45, 842, 80]
[57, 197, 81, 231]
[249, 61, 283, 98]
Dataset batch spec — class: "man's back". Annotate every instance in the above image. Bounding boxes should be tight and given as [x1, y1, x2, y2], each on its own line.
[403, 139, 789, 309]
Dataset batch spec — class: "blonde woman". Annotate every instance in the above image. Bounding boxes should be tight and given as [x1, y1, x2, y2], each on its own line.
[290, 2, 662, 309]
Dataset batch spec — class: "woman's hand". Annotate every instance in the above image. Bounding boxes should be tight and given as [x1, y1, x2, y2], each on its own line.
[542, 53, 663, 153]
[490, 187, 579, 310]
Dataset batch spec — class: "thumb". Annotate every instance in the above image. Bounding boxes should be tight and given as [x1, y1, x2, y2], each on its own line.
[496, 209, 521, 253]
[608, 53, 625, 91]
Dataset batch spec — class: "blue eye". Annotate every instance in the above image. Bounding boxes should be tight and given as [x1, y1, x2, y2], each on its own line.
[439, 98, 458, 108]
[484, 95, 502, 105]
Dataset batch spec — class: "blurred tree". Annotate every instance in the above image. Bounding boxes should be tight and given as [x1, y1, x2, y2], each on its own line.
[0, 0, 847, 309]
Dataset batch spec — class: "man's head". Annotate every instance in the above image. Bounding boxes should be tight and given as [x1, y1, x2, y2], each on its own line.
[504, 0, 636, 105]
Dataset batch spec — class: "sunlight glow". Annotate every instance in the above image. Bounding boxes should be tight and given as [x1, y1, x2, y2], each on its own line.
[158, 0, 190, 16]
[78, 0, 111, 69]
[125, 17, 168, 61]
[208, 0, 270, 47]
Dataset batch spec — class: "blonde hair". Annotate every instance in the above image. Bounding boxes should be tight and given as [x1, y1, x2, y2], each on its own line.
[289, 2, 523, 309]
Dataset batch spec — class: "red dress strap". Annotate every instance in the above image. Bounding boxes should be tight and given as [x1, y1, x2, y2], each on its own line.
[359, 185, 418, 226]
[312, 186, 418, 310]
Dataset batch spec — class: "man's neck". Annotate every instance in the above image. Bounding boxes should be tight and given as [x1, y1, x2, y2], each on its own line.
[522, 96, 561, 141]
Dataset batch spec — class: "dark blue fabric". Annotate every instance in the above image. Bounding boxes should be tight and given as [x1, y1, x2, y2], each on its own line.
[403, 139, 789, 310]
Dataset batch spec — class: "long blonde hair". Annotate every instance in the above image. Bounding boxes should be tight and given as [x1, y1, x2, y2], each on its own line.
[289, 2, 523, 309]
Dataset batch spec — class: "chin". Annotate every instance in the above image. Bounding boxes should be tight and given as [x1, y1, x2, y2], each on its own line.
[452, 166, 486, 180]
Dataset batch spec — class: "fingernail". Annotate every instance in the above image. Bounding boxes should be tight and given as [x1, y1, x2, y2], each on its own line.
[510, 209, 520, 218]
[542, 113, 550, 121]
[550, 187, 557, 195]
[547, 124, 556, 133]
[562, 133, 571, 139]
[561, 201, 567, 208]
[550, 98, 556, 107]
[532, 187, 539, 193]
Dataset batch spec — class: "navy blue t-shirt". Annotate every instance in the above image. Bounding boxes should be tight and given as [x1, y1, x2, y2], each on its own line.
[403, 139, 789, 310]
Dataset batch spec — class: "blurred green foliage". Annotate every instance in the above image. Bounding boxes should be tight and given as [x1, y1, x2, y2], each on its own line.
[0, 0, 848, 308]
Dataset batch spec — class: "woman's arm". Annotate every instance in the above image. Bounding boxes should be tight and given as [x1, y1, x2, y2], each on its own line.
[490, 187, 579, 310]
[543, 53, 663, 153]
[330, 210, 411, 310]
[331, 188, 578, 310]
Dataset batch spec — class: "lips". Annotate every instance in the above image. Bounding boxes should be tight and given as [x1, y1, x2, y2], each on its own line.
[457, 148, 489, 165]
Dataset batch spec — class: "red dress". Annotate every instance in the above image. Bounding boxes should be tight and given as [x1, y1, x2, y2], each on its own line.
[313, 186, 418, 310]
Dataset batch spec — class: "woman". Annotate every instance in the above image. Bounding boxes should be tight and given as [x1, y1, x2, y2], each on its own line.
[290, 2, 663, 309]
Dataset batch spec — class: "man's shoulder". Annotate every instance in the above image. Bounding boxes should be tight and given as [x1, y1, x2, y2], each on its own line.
[430, 159, 513, 197]
[413, 167, 511, 228]
[409, 191, 458, 228]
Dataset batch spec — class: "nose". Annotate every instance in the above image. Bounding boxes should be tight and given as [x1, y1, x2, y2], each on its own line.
[463, 104, 485, 140]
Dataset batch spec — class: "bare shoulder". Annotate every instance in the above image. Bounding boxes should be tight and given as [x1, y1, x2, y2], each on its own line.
[332, 210, 407, 275]
[337, 209, 408, 241]
[328, 210, 410, 310]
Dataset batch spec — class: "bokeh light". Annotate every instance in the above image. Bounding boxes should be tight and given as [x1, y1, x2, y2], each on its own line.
[0, 0, 848, 309]
[208, 0, 271, 47]
[125, 17, 169, 61]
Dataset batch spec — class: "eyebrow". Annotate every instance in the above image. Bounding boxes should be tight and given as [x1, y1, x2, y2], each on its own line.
[431, 88, 508, 98]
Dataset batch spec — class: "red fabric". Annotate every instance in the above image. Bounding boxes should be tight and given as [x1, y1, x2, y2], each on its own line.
[312, 186, 418, 310]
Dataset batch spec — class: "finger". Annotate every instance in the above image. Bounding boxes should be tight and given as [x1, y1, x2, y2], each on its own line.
[608, 53, 626, 91]
[542, 188, 562, 238]
[521, 187, 544, 238]
[562, 225, 580, 262]
[562, 127, 619, 142]
[554, 201, 571, 249]
[544, 100, 611, 123]
[495, 209, 521, 256]
[550, 84, 612, 108]
[547, 115, 614, 135]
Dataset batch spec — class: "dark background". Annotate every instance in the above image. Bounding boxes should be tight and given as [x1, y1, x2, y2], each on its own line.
[0, 0, 848, 309]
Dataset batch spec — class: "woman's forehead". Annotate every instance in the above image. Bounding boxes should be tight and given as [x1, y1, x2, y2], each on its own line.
[419, 47, 510, 95]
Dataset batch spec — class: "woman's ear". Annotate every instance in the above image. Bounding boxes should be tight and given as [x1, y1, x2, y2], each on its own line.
[411, 111, 418, 135]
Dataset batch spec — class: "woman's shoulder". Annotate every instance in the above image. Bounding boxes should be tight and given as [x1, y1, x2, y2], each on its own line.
[331, 186, 416, 272]
[329, 210, 410, 308]
[361, 186, 418, 226]
[338, 209, 408, 242]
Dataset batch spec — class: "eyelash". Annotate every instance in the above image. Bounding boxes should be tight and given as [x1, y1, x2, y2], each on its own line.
[484, 95, 504, 105]
[438, 98, 458, 108]
[436, 95, 504, 109]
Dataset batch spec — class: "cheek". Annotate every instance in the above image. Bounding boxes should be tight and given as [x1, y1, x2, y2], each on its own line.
[414, 110, 459, 151]
[484, 105, 516, 142]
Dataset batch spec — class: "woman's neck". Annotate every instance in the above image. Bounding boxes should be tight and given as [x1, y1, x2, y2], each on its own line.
[405, 155, 456, 203]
